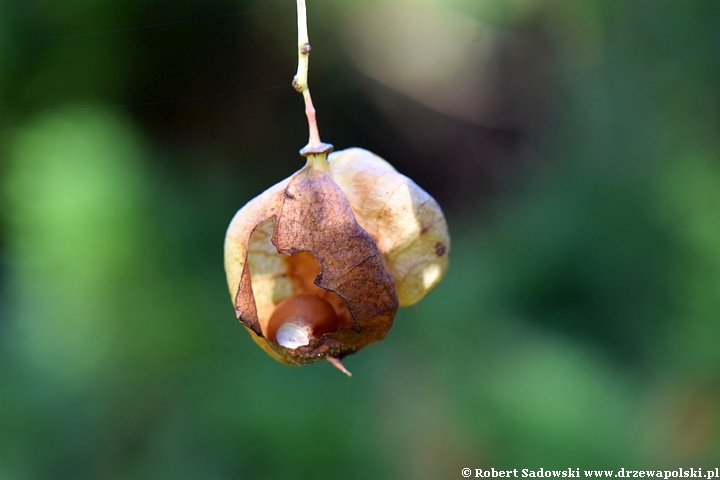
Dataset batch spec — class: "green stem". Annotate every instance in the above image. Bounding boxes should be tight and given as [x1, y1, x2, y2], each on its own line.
[293, 0, 333, 158]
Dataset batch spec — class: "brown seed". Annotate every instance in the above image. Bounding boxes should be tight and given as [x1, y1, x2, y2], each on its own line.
[265, 294, 340, 348]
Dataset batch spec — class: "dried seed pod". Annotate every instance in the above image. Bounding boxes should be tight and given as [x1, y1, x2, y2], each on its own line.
[224, 158, 398, 367]
[224, 148, 449, 370]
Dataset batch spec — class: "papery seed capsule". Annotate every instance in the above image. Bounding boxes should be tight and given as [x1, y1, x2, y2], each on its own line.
[224, 159, 400, 367]
[266, 294, 340, 348]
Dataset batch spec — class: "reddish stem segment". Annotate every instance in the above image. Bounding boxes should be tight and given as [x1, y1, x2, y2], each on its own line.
[303, 89, 322, 149]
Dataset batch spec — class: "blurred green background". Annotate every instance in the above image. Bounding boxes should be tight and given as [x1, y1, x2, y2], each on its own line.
[1, 0, 719, 478]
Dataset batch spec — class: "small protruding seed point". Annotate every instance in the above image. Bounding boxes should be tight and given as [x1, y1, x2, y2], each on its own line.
[327, 357, 352, 377]
[301, 43, 311, 54]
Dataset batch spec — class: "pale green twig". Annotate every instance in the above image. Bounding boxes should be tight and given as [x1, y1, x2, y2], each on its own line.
[293, 0, 333, 157]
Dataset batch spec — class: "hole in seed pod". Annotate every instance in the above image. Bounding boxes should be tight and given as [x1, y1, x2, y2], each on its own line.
[245, 223, 356, 342]
[261, 251, 357, 347]
[282, 251, 356, 330]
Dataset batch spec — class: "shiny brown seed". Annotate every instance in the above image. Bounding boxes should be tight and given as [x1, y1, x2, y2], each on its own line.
[265, 294, 340, 348]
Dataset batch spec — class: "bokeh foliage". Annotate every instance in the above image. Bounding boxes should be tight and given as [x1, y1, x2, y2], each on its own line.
[1, 0, 719, 478]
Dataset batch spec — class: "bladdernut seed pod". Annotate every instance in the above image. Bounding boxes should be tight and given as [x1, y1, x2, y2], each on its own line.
[223, 0, 449, 375]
